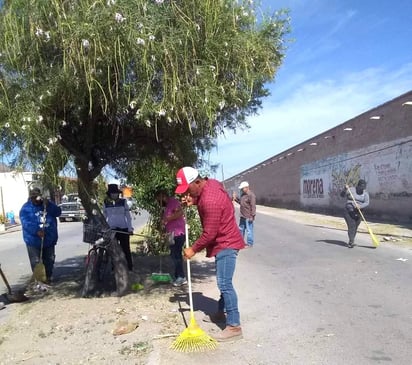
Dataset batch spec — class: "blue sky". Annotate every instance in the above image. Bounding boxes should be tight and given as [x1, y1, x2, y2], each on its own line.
[209, 0, 412, 179]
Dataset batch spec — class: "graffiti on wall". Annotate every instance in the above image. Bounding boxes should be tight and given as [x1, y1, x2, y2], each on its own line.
[302, 178, 324, 198]
[300, 137, 412, 206]
[374, 163, 398, 191]
[331, 163, 362, 198]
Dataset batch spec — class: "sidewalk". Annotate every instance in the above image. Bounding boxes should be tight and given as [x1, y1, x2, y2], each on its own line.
[0, 223, 21, 235]
[257, 205, 412, 242]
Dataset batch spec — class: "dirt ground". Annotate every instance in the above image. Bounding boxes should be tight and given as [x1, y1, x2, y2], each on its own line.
[0, 248, 222, 365]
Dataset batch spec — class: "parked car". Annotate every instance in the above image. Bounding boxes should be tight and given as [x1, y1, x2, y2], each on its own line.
[59, 194, 85, 222]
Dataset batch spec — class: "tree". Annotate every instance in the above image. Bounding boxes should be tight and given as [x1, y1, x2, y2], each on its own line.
[0, 0, 290, 218]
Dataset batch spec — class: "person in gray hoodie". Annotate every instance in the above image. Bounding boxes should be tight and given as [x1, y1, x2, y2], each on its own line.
[340, 179, 370, 248]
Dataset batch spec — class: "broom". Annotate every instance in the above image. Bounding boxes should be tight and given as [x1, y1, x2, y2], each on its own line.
[170, 219, 217, 352]
[151, 254, 172, 283]
[33, 236, 47, 282]
[346, 186, 380, 247]
[33, 201, 47, 282]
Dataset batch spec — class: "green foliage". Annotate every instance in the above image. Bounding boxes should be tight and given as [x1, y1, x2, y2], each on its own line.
[185, 206, 203, 247]
[0, 0, 290, 217]
[141, 206, 202, 255]
[128, 157, 202, 252]
[129, 158, 177, 215]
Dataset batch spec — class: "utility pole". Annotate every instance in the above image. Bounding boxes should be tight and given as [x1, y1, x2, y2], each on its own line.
[0, 186, 5, 218]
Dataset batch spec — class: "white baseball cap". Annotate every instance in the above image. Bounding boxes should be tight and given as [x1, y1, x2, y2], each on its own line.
[238, 181, 249, 189]
[175, 167, 199, 194]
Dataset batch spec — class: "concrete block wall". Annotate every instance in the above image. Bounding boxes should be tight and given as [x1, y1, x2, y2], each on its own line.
[225, 90, 412, 223]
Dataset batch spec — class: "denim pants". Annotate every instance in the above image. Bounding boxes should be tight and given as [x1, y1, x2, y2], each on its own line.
[239, 217, 254, 246]
[215, 249, 240, 327]
[26, 244, 56, 279]
[343, 209, 361, 243]
[170, 234, 185, 279]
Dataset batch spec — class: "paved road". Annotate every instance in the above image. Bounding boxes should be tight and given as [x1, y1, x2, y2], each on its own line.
[161, 206, 412, 365]
[237, 210, 412, 364]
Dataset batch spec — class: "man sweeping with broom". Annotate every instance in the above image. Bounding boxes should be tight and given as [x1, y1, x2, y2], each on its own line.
[174, 167, 245, 343]
[340, 179, 370, 248]
[19, 187, 62, 285]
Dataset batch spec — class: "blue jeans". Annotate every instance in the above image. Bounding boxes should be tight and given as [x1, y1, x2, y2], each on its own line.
[239, 217, 254, 246]
[216, 249, 240, 327]
[26, 245, 56, 279]
[170, 234, 185, 279]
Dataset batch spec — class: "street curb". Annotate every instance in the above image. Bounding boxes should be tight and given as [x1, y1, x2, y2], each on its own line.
[0, 224, 21, 235]
[256, 205, 412, 240]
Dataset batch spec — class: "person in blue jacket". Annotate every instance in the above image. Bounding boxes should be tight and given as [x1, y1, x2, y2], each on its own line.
[19, 187, 62, 284]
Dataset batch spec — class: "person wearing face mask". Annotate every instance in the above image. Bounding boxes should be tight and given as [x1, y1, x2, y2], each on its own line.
[19, 187, 62, 284]
[103, 184, 134, 271]
[340, 179, 370, 248]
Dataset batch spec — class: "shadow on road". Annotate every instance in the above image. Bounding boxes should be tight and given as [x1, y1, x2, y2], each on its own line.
[352, 244, 377, 250]
[315, 239, 377, 250]
[315, 239, 348, 247]
[169, 291, 220, 329]
[0, 255, 86, 305]
[169, 291, 218, 315]
[306, 224, 346, 232]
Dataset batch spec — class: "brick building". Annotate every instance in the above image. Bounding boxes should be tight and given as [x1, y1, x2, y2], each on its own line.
[225, 90, 412, 223]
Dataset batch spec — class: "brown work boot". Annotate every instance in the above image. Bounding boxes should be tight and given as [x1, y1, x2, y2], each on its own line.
[214, 325, 243, 342]
[202, 311, 226, 324]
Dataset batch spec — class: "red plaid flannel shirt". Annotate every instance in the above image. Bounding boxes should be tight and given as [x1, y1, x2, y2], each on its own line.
[192, 179, 245, 257]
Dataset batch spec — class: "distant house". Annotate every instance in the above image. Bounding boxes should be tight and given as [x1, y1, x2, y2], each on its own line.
[0, 170, 41, 222]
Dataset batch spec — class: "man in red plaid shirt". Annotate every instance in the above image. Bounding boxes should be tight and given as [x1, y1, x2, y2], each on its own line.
[175, 166, 245, 342]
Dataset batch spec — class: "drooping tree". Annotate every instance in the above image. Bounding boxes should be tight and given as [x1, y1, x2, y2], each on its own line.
[0, 0, 290, 217]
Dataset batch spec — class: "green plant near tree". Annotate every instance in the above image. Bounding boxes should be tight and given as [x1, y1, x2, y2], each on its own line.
[127, 157, 203, 254]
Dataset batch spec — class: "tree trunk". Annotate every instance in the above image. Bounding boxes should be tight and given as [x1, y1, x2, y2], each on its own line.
[75, 158, 106, 224]
[75, 158, 129, 296]
[108, 238, 129, 296]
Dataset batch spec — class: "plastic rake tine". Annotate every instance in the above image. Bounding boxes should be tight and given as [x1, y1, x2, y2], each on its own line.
[170, 217, 217, 352]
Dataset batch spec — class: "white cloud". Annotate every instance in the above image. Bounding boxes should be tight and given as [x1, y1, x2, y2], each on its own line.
[209, 63, 412, 179]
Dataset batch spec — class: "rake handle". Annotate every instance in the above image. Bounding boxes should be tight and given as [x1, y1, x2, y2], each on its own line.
[0, 265, 12, 295]
[184, 221, 194, 317]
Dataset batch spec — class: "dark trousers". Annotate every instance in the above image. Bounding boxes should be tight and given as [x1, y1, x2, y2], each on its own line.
[343, 209, 361, 244]
[26, 244, 56, 279]
[170, 234, 185, 279]
[114, 229, 133, 271]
